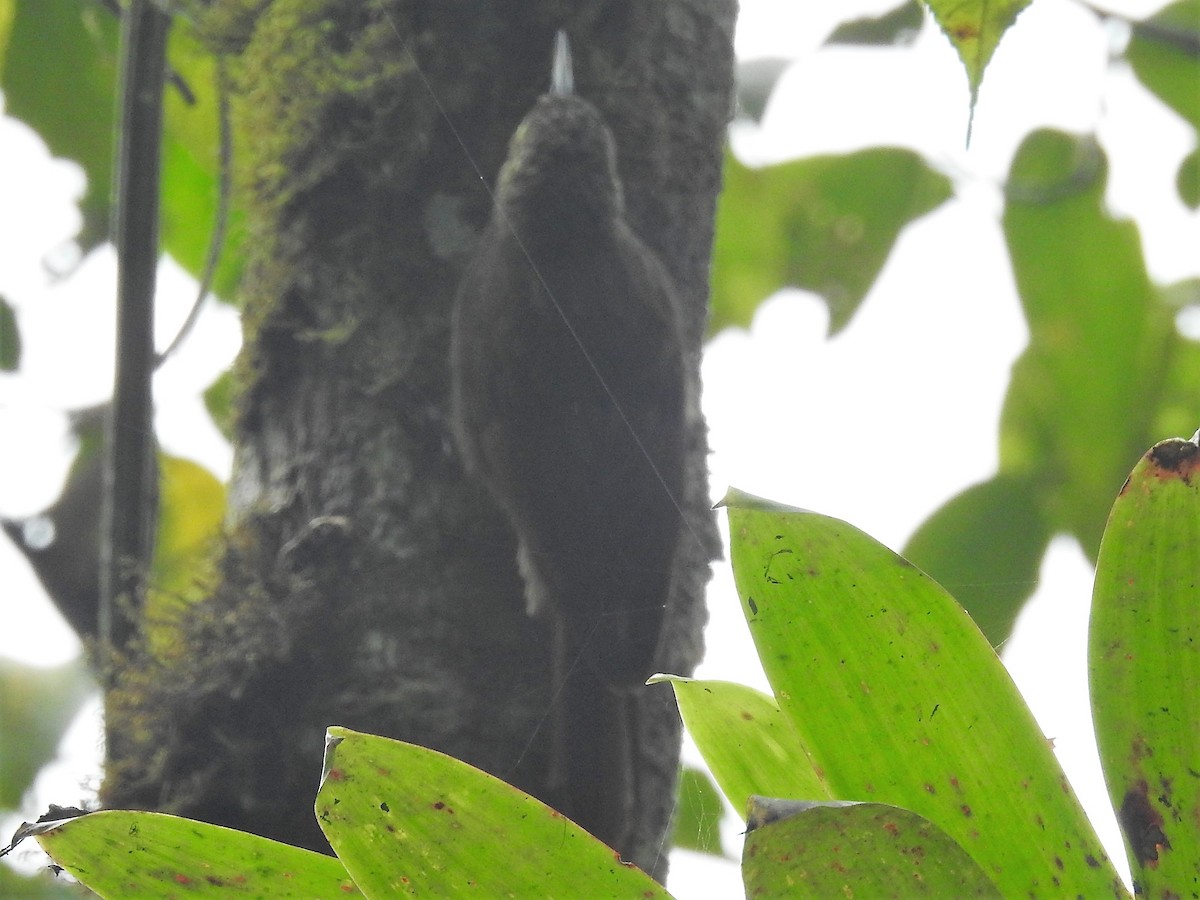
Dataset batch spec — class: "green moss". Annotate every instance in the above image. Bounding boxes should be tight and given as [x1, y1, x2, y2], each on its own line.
[101, 515, 303, 814]
[203, 1, 426, 340]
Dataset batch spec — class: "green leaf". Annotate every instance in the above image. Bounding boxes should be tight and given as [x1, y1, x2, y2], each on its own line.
[1156, 295, 1200, 442]
[0, 295, 19, 371]
[0, 0, 118, 252]
[826, 1, 924, 47]
[903, 474, 1051, 645]
[152, 456, 225, 594]
[742, 798, 1002, 897]
[723, 489, 1125, 897]
[1001, 130, 1173, 558]
[1126, 0, 1200, 130]
[144, 455, 226, 657]
[0, 861, 83, 899]
[1177, 145, 1200, 209]
[655, 676, 830, 816]
[0, 658, 92, 809]
[315, 727, 673, 898]
[160, 23, 245, 300]
[34, 809, 357, 897]
[0, 4, 243, 295]
[202, 370, 236, 441]
[711, 148, 952, 336]
[1090, 437, 1200, 891]
[670, 766, 730, 857]
[922, 0, 1032, 122]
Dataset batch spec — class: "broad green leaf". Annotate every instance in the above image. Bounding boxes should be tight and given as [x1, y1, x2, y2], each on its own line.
[1090, 436, 1200, 892]
[0, 658, 92, 809]
[1001, 129, 1173, 558]
[203, 369, 236, 441]
[0, 294, 18, 371]
[1178, 146, 1200, 209]
[742, 798, 1001, 897]
[1160, 277, 1200, 310]
[670, 766, 729, 857]
[1155, 310, 1200, 440]
[723, 489, 1125, 897]
[316, 727, 672, 899]
[923, 0, 1032, 118]
[911, 134, 1199, 645]
[0, 4, 243, 296]
[656, 676, 831, 815]
[34, 809, 357, 897]
[0, 0, 118, 251]
[826, 0, 924, 47]
[711, 149, 952, 335]
[0, 863, 81, 898]
[144, 455, 226, 657]
[152, 455, 225, 597]
[1126, 0, 1200, 130]
[903, 473, 1051, 645]
[161, 23, 245, 300]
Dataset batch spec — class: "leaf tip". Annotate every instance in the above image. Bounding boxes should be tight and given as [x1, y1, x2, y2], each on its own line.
[1146, 436, 1200, 481]
[717, 487, 808, 513]
[646, 673, 685, 686]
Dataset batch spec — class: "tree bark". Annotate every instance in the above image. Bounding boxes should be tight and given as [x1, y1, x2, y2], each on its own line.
[102, 0, 733, 878]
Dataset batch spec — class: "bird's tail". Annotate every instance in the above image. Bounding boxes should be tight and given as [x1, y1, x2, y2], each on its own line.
[547, 621, 636, 855]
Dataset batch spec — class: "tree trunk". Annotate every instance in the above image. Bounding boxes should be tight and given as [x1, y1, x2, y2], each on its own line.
[102, 0, 732, 878]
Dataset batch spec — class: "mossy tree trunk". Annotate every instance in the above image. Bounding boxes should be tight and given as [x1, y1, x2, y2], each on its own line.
[102, 0, 732, 877]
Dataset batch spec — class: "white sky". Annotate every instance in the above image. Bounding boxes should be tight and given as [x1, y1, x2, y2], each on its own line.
[2, 0, 1198, 893]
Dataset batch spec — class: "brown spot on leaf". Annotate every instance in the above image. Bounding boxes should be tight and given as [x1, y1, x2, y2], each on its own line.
[1130, 733, 1151, 764]
[1120, 781, 1171, 866]
[1147, 438, 1200, 484]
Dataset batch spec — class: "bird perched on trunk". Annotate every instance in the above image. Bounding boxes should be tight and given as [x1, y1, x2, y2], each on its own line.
[449, 33, 687, 853]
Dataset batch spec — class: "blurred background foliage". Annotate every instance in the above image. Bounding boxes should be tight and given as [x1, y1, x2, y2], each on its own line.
[0, 0, 1197, 887]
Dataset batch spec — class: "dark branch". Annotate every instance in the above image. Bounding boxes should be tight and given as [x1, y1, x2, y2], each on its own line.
[102, 0, 170, 650]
